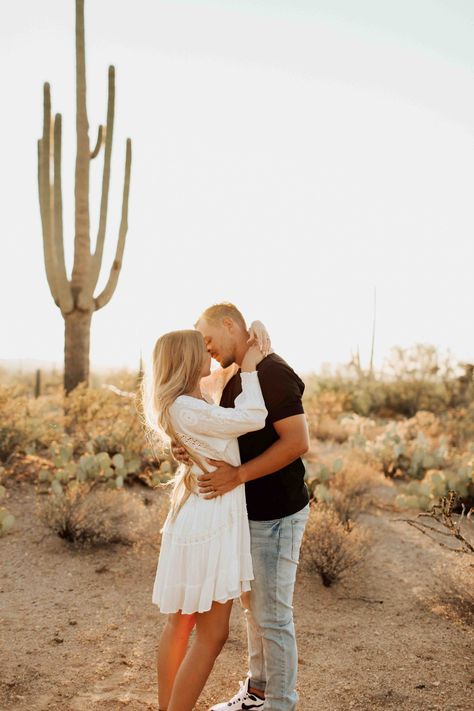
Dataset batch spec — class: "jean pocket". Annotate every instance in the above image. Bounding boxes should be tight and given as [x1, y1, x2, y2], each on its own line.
[291, 518, 307, 563]
[251, 517, 281, 529]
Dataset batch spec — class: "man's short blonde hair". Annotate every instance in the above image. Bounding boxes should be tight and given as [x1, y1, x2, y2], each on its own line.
[196, 302, 247, 331]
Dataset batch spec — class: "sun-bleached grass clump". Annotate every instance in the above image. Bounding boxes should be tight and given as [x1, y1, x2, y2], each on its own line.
[328, 459, 381, 524]
[303, 504, 370, 587]
[38, 483, 150, 547]
[436, 563, 474, 627]
[310, 416, 349, 444]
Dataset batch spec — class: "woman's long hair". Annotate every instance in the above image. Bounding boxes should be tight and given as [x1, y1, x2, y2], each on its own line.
[143, 330, 210, 518]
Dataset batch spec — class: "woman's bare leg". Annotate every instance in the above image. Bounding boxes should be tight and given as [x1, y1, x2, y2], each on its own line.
[167, 600, 233, 711]
[157, 611, 196, 710]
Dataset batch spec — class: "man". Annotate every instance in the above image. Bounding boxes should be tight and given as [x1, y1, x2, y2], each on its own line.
[195, 303, 310, 711]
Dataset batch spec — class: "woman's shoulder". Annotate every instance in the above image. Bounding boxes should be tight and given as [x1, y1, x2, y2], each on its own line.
[172, 394, 209, 409]
[170, 395, 211, 423]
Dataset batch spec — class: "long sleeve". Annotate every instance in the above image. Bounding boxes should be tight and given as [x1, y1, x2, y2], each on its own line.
[172, 371, 267, 440]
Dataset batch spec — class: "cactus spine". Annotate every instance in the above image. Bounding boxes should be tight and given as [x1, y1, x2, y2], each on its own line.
[37, 0, 132, 393]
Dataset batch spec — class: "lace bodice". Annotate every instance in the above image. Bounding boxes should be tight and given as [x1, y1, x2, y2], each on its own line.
[170, 371, 267, 466]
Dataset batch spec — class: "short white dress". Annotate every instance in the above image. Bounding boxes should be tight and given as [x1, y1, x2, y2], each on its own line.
[152, 370, 267, 615]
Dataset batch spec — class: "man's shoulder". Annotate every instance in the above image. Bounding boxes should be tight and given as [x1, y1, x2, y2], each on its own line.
[257, 352, 300, 376]
[257, 353, 305, 392]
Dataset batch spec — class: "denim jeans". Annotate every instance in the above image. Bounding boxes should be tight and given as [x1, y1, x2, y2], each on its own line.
[244, 503, 310, 711]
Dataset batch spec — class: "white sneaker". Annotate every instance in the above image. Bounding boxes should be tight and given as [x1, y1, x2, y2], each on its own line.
[209, 677, 265, 710]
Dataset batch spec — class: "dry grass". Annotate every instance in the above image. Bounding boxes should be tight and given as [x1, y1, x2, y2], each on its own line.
[302, 503, 371, 587]
[437, 567, 474, 626]
[424, 555, 474, 628]
[311, 416, 349, 443]
[329, 456, 381, 524]
[38, 483, 152, 547]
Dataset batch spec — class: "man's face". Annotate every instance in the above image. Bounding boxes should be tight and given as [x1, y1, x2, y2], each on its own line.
[195, 318, 236, 368]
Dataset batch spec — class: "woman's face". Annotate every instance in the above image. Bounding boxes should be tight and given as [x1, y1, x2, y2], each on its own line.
[199, 339, 212, 378]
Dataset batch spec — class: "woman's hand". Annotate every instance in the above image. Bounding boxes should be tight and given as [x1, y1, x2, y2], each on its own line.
[170, 441, 192, 465]
[248, 320, 272, 357]
[241, 344, 265, 372]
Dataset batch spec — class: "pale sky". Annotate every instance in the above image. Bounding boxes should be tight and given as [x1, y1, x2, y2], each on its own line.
[1, 0, 473, 375]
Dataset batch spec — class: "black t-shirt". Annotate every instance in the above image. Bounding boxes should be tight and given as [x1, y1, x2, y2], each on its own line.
[219, 353, 309, 521]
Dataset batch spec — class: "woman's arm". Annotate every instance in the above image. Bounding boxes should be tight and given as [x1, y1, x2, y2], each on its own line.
[174, 347, 268, 441]
[174, 373, 267, 441]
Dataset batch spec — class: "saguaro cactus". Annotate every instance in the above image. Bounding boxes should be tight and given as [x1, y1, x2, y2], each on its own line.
[37, 0, 132, 393]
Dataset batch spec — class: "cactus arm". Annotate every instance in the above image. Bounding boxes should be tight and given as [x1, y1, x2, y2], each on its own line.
[53, 114, 74, 313]
[90, 125, 104, 159]
[89, 66, 115, 295]
[72, 0, 91, 296]
[94, 138, 132, 311]
[38, 83, 60, 306]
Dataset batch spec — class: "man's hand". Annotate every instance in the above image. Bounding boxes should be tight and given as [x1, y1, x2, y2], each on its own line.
[197, 459, 243, 499]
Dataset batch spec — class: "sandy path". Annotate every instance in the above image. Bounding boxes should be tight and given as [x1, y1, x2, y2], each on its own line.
[1, 479, 472, 711]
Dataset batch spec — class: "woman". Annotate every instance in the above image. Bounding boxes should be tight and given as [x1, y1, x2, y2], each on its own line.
[147, 328, 268, 711]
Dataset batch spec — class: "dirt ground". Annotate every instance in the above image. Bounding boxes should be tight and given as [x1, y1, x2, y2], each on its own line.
[1, 466, 473, 711]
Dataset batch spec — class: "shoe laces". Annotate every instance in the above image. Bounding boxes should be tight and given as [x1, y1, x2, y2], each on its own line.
[229, 680, 247, 704]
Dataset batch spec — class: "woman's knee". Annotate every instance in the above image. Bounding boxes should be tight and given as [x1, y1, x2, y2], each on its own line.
[165, 611, 196, 637]
[195, 621, 229, 652]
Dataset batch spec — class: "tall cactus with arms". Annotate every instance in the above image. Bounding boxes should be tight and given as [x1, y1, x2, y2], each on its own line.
[37, 0, 132, 393]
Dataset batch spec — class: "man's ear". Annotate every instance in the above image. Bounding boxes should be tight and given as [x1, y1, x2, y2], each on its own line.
[222, 317, 234, 332]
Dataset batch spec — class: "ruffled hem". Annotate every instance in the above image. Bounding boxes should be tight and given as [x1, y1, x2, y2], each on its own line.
[153, 579, 252, 615]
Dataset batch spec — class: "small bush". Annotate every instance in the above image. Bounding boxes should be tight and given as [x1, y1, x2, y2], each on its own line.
[436, 564, 474, 627]
[303, 504, 370, 586]
[306, 453, 380, 524]
[329, 462, 379, 524]
[0, 478, 15, 536]
[38, 483, 147, 547]
[310, 416, 349, 444]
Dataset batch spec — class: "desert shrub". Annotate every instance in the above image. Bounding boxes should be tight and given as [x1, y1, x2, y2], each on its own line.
[302, 504, 370, 586]
[398, 494, 474, 555]
[0, 379, 172, 488]
[363, 413, 450, 480]
[0, 474, 15, 536]
[304, 346, 474, 419]
[0, 386, 30, 460]
[38, 483, 148, 546]
[436, 564, 474, 627]
[443, 403, 474, 449]
[63, 383, 146, 456]
[310, 416, 349, 443]
[0, 385, 64, 460]
[328, 463, 378, 524]
[306, 453, 380, 523]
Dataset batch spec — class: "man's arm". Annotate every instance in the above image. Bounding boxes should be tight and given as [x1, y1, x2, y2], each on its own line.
[239, 414, 309, 482]
[197, 414, 309, 498]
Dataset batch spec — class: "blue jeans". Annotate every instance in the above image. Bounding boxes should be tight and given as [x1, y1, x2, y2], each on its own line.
[244, 504, 309, 711]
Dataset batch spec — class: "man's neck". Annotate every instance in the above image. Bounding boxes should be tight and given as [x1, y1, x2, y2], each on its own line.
[234, 339, 250, 367]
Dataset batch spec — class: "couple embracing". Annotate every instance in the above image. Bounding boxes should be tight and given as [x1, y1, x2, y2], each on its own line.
[147, 302, 310, 711]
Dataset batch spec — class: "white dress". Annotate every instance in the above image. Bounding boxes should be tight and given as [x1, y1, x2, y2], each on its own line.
[152, 370, 267, 614]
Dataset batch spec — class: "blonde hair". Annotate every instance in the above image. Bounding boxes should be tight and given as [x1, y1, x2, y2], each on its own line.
[196, 302, 247, 331]
[144, 330, 209, 519]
